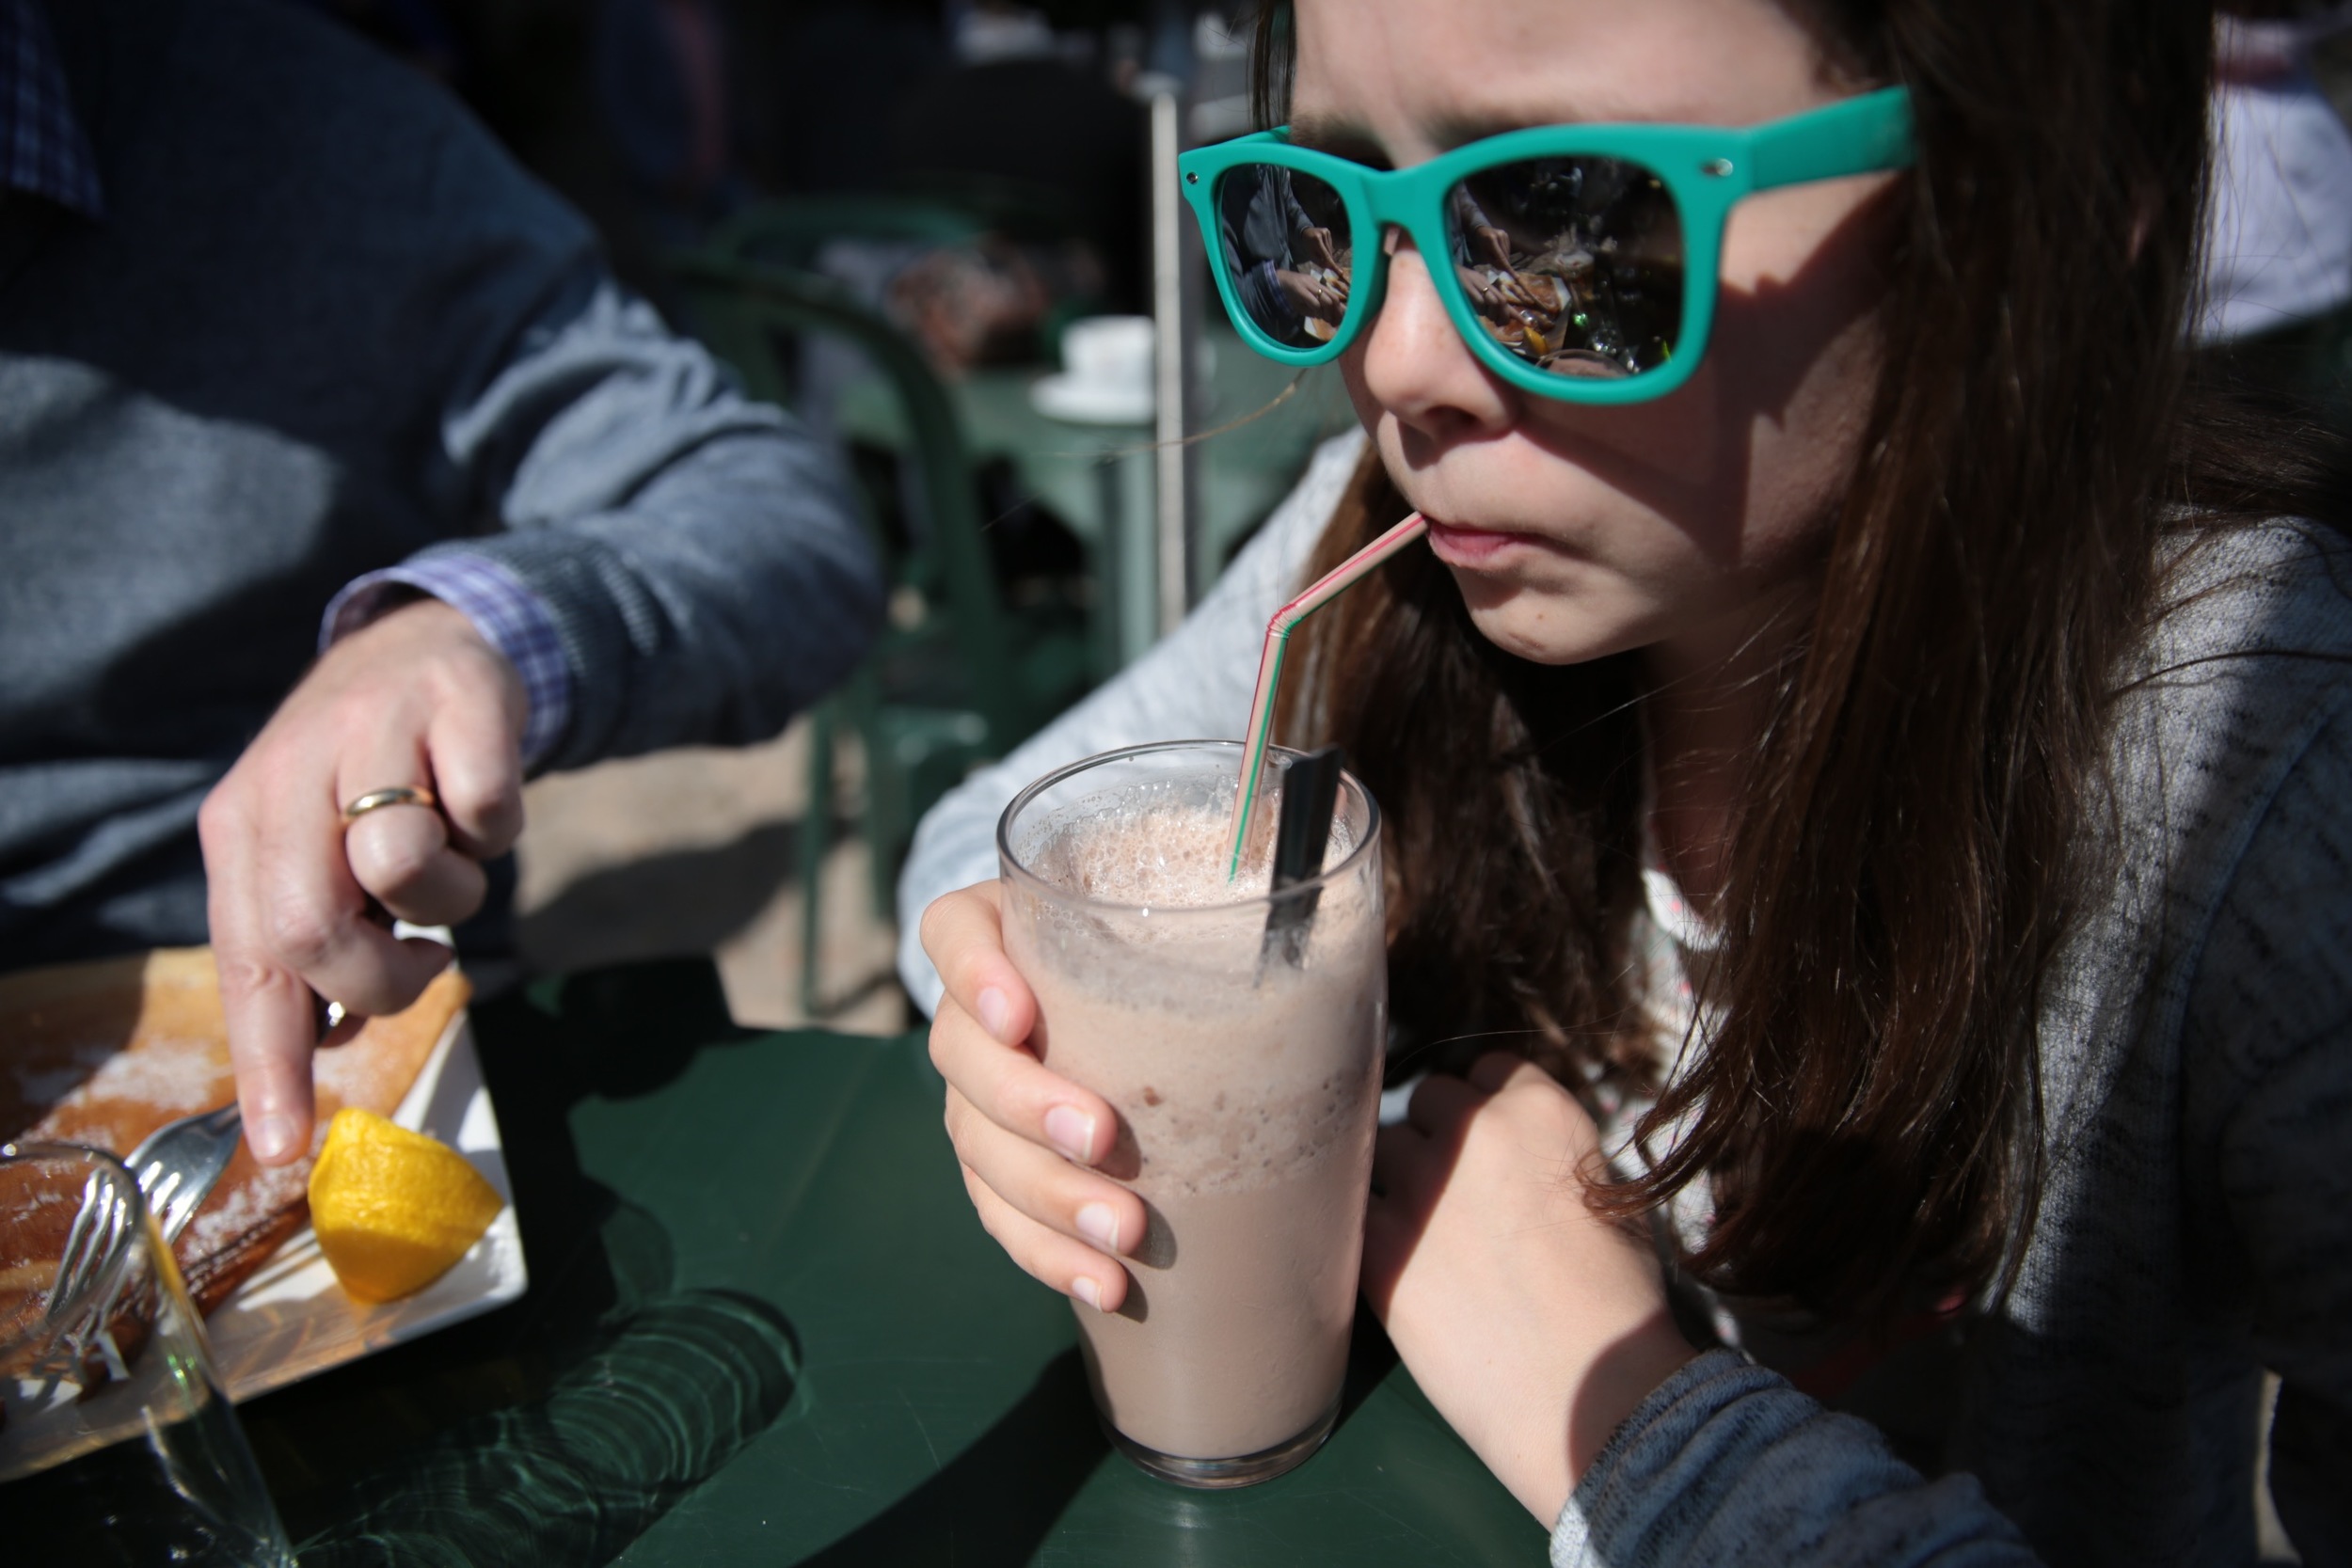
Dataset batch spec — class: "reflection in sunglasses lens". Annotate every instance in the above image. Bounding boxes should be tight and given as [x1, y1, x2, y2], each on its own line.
[1446, 156, 1681, 378]
[1215, 165, 1354, 348]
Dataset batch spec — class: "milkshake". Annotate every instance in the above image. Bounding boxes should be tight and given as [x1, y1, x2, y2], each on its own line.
[997, 741, 1386, 1486]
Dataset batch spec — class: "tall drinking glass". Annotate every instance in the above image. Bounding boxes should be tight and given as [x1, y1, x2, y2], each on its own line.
[997, 739, 1386, 1487]
[0, 1143, 294, 1566]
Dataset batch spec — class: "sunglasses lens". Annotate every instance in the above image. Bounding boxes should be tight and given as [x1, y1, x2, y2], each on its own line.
[1213, 165, 1355, 349]
[1446, 157, 1682, 379]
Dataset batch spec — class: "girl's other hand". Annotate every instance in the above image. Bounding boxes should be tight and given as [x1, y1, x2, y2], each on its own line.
[921, 881, 1149, 1313]
[1364, 1053, 1698, 1527]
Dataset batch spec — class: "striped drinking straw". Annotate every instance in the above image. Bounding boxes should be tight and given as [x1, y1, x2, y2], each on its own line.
[1225, 513, 1430, 880]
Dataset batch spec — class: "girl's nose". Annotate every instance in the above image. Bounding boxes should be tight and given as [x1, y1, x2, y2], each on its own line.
[1356, 228, 1515, 440]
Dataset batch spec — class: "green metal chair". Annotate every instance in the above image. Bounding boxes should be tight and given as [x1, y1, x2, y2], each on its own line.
[667, 250, 1092, 1015]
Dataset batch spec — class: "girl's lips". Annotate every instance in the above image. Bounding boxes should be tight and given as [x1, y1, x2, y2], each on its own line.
[1424, 517, 1545, 566]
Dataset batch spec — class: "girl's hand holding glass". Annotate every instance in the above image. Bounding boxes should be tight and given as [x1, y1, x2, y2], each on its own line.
[925, 872, 1700, 1522]
[920, 882, 1147, 1315]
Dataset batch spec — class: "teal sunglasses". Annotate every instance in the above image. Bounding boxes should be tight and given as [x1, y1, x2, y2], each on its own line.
[1178, 87, 1914, 404]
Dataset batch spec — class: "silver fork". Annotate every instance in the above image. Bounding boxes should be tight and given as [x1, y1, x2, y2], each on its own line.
[127, 1102, 246, 1245]
[45, 1103, 246, 1330]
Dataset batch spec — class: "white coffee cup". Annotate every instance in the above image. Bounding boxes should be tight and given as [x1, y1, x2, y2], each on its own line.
[1059, 314, 1155, 395]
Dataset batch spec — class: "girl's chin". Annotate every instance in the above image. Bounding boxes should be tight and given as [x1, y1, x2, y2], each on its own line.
[1461, 601, 1622, 668]
[1448, 573, 1660, 667]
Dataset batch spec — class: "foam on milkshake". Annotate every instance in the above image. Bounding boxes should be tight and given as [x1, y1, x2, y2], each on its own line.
[1013, 788, 1348, 905]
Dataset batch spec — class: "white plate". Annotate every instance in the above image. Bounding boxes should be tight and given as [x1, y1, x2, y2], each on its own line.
[1030, 372, 1154, 425]
[3, 1009, 523, 1476]
[206, 1007, 526, 1404]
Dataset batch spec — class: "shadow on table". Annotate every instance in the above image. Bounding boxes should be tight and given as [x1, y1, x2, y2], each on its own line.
[789, 1305, 1403, 1566]
[792, 1347, 1107, 1568]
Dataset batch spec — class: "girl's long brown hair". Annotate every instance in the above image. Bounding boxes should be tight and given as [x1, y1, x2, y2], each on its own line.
[1254, 0, 2352, 1321]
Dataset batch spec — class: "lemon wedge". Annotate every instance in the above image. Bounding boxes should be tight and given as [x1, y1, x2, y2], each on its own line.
[309, 1108, 502, 1304]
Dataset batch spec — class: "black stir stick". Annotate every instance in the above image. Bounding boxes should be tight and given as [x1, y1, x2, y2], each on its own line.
[1261, 746, 1345, 970]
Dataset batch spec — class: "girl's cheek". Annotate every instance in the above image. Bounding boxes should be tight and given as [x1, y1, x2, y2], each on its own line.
[1338, 345, 1378, 426]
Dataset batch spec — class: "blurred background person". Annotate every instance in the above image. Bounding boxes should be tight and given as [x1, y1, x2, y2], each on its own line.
[2200, 3, 2352, 410]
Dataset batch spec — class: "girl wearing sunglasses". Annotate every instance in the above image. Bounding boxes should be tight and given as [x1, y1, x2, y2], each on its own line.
[905, 0, 2352, 1560]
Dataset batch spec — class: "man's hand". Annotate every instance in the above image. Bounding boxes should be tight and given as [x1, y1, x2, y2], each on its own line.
[1364, 1053, 1696, 1527]
[1302, 224, 1343, 274]
[1459, 263, 1516, 319]
[1470, 223, 1515, 272]
[1275, 267, 1347, 322]
[199, 599, 527, 1164]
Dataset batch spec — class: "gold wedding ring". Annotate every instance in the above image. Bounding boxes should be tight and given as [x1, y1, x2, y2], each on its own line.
[340, 784, 439, 826]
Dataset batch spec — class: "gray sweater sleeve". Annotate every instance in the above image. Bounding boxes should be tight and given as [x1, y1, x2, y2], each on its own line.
[2180, 698, 2352, 1565]
[142, 0, 888, 775]
[411, 276, 882, 771]
[1551, 1353, 2040, 1567]
[892, 430, 1367, 1013]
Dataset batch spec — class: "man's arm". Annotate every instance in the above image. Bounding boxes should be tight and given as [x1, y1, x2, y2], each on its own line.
[210, 269, 882, 1163]
[415, 277, 882, 768]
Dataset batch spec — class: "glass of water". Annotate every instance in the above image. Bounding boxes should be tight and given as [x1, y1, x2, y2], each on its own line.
[0, 1142, 293, 1566]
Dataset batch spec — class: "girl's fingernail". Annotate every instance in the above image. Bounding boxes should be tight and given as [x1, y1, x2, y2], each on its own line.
[977, 986, 1012, 1040]
[1075, 1202, 1120, 1252]
[1043, 1105, 1096, 1163]
[1072, 1275, 1104, 1311]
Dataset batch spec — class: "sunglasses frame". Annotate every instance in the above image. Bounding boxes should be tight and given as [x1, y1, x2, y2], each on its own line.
[1178, 87, 1915, 404]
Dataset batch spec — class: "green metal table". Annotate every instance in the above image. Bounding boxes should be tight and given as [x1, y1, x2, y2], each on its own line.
[240, 960, 1541, 1565]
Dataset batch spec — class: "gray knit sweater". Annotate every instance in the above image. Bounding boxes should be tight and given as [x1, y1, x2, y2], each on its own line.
[2, 0, 881, 965]
[897, 431, 2352, 1566]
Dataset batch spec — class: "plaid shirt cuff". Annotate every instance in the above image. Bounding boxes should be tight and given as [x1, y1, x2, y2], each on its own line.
[0, 0, 106, 218]
[321, 555, 573, 769]
[1253, 259, 1304, 327]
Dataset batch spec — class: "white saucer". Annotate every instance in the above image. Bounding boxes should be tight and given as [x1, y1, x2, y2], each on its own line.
[1031, 372, 1154, 425]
